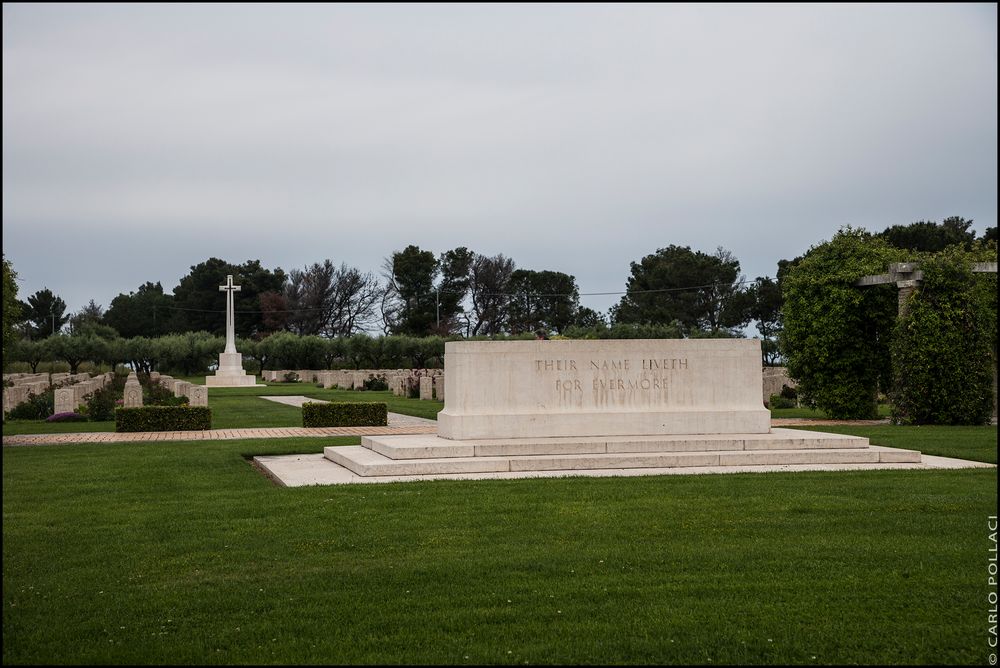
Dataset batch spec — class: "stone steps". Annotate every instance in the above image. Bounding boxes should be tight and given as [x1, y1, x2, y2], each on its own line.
[323, 428, 921, 477]
[359, 428, 869, 460]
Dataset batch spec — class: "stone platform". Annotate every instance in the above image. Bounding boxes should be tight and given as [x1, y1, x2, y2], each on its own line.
[257, 446, 990, 488]
[205, 351, 260, 387]
[320, 428, 921, 478]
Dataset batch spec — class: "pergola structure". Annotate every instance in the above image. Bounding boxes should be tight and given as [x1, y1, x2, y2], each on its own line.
[855, 261, 997, 316]
[855, 261, 998, 418]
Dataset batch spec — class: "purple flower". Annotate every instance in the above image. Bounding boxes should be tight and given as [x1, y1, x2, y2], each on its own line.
[46, 412, 87, 423]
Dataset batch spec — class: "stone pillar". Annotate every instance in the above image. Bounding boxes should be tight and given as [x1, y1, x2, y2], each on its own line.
[897, 280, 918, 318]
[419, 376, 433, 401]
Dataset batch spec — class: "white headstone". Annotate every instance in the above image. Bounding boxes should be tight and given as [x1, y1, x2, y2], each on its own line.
[123, 380, 143, 408]
[54, 388, 76, 414]
[188, 385, 208, 407]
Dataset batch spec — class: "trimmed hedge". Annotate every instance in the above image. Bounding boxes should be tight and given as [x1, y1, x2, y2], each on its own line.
[302, 402, 388, 428]
[115, 406, 212, 432]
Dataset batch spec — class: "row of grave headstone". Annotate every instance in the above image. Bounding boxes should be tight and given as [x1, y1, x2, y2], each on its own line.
[50, 372, 210, 414]
[262, 369, 444, 401]
[147, 372, 209, 407]
[3, 372, 98, 414]
[47, 372, 115, 414]
[389, 372, 444, 401]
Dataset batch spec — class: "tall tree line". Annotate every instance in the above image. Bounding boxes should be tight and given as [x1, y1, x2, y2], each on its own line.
[6, 215, 989, 353]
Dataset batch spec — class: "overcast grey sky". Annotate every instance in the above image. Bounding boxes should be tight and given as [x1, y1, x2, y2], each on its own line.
[3, 3, 997, 322]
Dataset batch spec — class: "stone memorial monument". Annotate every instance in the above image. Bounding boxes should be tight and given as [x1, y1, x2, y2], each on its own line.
[324, 339, 921, 477]
[206, 275, 259, 387]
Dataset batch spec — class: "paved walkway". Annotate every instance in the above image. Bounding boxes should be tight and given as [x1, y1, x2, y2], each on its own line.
[258, 395, 329, 407]
[258, 450, 995, 487]
[2, 412, 437, 447]
[7, 417, 987, 448]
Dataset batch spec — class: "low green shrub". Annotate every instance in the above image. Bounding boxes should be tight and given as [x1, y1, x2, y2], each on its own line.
[142, 377, 186, 406]
[407, 381, 420, 399]
[83, 386, 119, 421]
[769, 394, 797, 409]
[302, 402, 388, 428]
[363, 374, 388, 391]
[779, 384, 798, 400]
[115, 406, 212, 432]
[282, 372, 300, 383]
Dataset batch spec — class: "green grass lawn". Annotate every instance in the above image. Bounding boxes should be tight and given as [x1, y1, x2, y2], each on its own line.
[2, 383, 442, 435]
[786, 424, 998, 464]
[2, 431, 997, 665]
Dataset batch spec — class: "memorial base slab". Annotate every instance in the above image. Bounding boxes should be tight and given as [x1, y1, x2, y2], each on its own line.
[323, 428, 921, 478]
[205, 352, 260, 387]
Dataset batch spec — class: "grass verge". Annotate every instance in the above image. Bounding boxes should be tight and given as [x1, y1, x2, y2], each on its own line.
[2, 434, 996, 664]
[786, 424, 998, 464]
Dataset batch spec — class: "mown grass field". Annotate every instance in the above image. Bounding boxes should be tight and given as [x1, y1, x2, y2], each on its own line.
[785, 424, 998, 464]
[2, 425, 997, 665]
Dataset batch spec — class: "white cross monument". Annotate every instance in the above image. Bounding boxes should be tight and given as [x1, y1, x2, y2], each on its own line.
[205, 275, 259, 387]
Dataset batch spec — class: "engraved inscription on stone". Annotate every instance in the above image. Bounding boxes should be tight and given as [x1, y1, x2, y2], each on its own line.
[534, 357, 690, 406]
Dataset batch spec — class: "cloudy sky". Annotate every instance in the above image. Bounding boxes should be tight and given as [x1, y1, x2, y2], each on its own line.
[3, 3, 997, 321]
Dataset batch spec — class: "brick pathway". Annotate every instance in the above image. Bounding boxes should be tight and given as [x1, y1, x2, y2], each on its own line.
[2, 424, 438, 446]
[4, 417, 895, 447]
